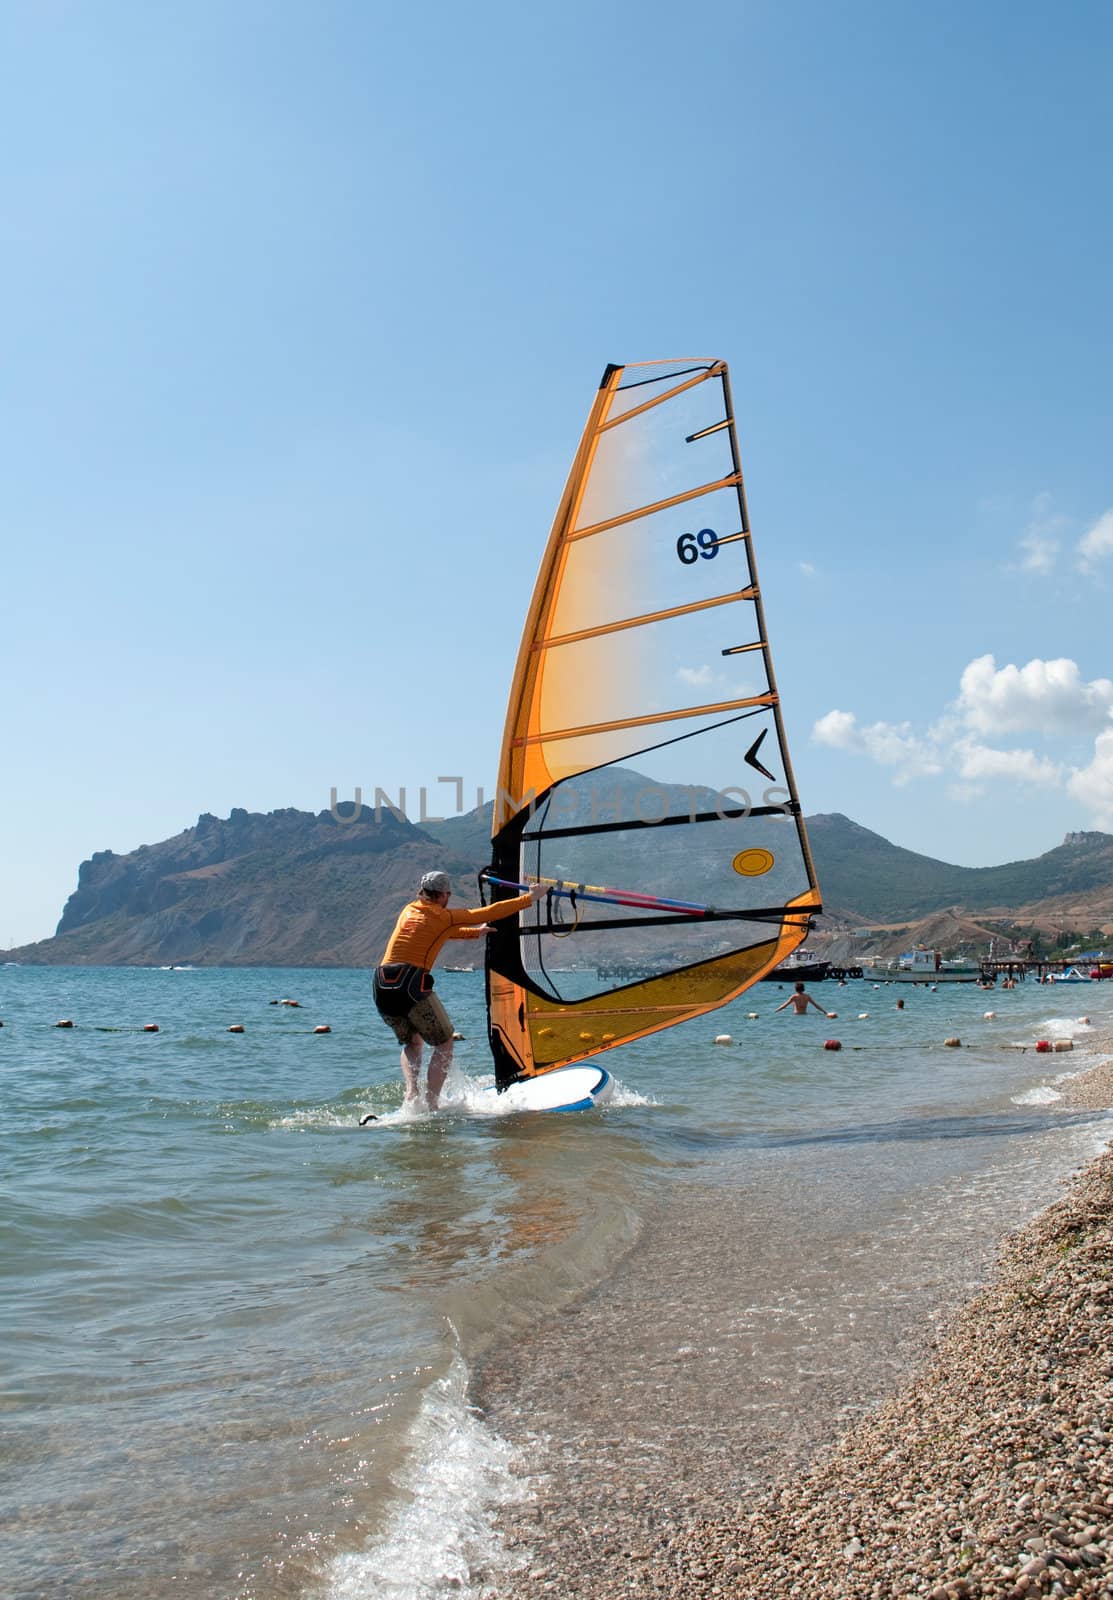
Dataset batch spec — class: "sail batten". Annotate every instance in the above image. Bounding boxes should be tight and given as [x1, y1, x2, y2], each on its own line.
[513, 693, 778, 748]
[568, 474, 743, 542]
[535, 586, 757, 651]
[597, 366, 720, 431]
[485, 357, 822, 1089]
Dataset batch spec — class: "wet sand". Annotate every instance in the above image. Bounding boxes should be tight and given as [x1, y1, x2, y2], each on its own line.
[484, 1042, 1113, 1599]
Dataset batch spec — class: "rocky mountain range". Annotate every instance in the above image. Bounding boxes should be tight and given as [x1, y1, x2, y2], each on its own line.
[5, 785, 1113, 967]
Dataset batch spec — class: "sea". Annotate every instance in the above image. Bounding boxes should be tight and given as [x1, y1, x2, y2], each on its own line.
[3, 963, 1113, 1600]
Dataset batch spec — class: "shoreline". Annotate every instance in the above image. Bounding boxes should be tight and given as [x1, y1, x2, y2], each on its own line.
[493, 1044, 1113, 1600]
[670, 1051, 1113, 1599]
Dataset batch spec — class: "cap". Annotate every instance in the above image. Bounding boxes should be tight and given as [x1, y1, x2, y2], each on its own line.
[420, 870, 451, 895]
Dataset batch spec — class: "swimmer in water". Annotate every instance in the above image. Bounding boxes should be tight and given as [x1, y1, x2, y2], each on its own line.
[774, 981, 836, 1019]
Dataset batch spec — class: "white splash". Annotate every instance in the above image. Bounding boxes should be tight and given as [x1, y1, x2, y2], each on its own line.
[320, 1355, 533, 1600]
[1011, 1084, 1063, 1106]
[367, 1067, 656, 1124]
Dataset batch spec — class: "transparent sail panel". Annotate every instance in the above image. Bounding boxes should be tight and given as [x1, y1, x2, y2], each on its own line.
[605, 361, 717, 420]
[548, 486, 753, 639]
[574, 377, 734, 532]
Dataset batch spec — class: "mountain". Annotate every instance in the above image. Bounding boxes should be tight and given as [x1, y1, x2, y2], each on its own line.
[4, 794, 1112, 967]
[6, 804, 480, 968]
[807, 814, 1113, 923]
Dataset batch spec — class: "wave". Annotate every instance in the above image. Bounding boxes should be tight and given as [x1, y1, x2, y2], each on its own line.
[318, 1354, 533, 1600]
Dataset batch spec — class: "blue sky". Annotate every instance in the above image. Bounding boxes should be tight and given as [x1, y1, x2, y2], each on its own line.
[3, 0, 1112, 946]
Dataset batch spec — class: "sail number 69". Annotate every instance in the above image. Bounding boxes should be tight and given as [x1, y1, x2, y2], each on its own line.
[676, 528, 720, 564]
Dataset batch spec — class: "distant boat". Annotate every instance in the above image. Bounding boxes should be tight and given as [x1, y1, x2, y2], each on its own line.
[1048, 966, 1093, 984]
[759, 948, 831, 982]
[442, 965, 476, 973]
[864, 949, 980, 984]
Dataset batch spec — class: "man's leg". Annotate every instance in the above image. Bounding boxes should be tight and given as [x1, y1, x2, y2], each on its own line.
[426, 1039, 453, 1111]
[400, 1037, 423, 1102]
[411, 992, 455, 1111]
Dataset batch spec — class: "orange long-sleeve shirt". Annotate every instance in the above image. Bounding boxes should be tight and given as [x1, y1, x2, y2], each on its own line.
[380, 890, 534, 970]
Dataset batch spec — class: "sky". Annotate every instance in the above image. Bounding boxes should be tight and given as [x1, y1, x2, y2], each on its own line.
[2, 0, 1112, 946]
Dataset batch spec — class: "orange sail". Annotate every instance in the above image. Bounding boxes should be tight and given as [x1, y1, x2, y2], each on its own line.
[484, 359, 822, 1088]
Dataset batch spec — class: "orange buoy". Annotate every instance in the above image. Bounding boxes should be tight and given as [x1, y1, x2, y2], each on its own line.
[943, 1037, 962, 1048]
[312, 1025, 331, 1034]
[824, 1039, 841, 1050]
[281, 999, 301, 1008]
[1035, 1039, 1052, 1052]
[1054, 1039, 1073, 1052]
[143, 1023, 160, 1033]
[227, 1024, 245, 1034]
[55, 1019, 74, 1028]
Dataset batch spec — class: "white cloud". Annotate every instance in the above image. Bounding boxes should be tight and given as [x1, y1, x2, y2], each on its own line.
[1068, 730, 1113, 828]
[797, 560, 816, 578]
[1077, 509, 1113, 574]
[954, 739, 1062, 787]
[1016, 492, 1067, 573]
[677, 664, 715, 686]
[813, 654, 1113, 824]
[812, 709, 858, 749]
[811, 710, 943, 784]
[956, 654, 1113, 736]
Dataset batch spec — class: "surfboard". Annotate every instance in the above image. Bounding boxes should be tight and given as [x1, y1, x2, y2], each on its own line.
[481, 1064, 613, 1113]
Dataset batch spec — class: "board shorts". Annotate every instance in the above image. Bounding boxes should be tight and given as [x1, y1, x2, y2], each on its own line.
[373, 963, 454, 1047]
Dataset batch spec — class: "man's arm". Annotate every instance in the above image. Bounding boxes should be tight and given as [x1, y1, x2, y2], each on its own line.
[450, 886, 543, 928]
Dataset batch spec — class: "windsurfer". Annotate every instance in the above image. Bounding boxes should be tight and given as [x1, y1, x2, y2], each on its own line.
[774, 981, 836, 1019]
[373, 871, 543, 1109]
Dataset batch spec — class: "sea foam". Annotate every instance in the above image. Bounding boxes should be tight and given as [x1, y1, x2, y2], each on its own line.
[320, 1354, 532, 1600]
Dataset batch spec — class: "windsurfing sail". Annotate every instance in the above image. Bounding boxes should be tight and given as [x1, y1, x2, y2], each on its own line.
[484, 358, 822, 1088]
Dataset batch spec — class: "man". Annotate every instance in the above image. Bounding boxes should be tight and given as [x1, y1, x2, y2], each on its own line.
[774, 980, 836, 1019]
[372, 870, 544, 1110]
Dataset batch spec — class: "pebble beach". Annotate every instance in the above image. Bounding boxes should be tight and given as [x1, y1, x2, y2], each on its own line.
[509, 1043, 1113, 1600]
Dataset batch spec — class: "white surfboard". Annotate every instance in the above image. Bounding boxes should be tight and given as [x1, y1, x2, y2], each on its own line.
[484, 1064, 613, 1113]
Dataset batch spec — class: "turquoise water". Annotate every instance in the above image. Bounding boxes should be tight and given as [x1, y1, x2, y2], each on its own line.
[2, 965, 1112, 1599]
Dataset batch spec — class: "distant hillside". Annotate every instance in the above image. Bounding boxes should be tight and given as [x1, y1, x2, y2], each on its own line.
[5, 791, 1112, 967]
[807, 814, 1113, 924]
[7, 805, 478, 968]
